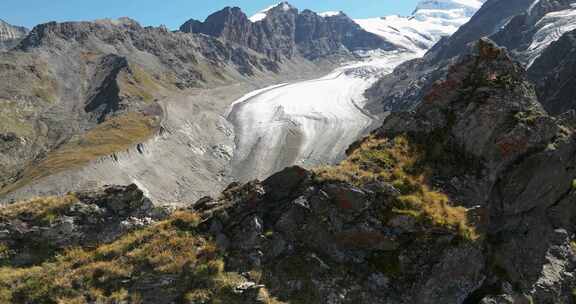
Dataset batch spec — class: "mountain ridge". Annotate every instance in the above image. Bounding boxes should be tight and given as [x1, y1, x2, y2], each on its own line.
[180, 2, 395, 61]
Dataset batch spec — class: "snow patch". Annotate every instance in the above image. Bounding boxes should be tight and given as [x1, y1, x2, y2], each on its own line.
[319, 11, 342, 18]
[249, 2, 293, 22]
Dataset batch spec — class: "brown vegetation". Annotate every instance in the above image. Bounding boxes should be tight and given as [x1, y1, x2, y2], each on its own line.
[315, 135, 478, 240]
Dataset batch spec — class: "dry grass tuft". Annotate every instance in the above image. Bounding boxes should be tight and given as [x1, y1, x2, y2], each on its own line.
[0, 210, 247, 303]
[0, 195, 78, 225]
[314, 135, 478, 240]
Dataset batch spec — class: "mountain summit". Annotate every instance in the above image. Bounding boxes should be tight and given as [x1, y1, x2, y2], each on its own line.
[249, 2, 296, 22]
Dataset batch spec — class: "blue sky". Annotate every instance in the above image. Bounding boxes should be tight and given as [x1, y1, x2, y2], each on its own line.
[0, 0, 420, 30]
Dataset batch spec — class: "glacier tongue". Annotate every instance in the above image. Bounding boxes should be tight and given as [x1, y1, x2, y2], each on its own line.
[227, 51, 422, 181]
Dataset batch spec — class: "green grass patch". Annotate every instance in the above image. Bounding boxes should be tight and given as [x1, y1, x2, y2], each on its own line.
[118, 64, 161, 104]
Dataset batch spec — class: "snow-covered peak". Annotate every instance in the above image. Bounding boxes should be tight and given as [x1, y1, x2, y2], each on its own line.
[354, 0, 486, 52]
[249, 2, 295, 22]
[319, 11, 343, 18]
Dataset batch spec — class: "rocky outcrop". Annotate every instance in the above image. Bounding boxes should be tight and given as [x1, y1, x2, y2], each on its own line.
[377, 39, 576, 302]
[192, 166, 484, 304]
[0, 19, 28, 51]
[180, 3, 394, 61]
[0, 184, 168, 266]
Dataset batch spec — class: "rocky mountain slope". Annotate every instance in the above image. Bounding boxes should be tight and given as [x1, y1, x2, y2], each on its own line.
[528, 28, 576, 115]
[366, 0, 576, 115]
[2, 39, 575, 303]
[0, 19, 27, 50]
[354, 0, 486, 52]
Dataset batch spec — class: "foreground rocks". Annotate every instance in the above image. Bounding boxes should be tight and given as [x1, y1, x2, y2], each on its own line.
[192, 166, 484, 304]
[0, 184, 169, 266]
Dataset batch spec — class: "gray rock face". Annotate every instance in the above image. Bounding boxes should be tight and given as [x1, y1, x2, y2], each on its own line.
[377, 40, 576, 302]
[180, 3, 394, 61]
[191, 40, 576, 303]
[0, 19, 28, 51]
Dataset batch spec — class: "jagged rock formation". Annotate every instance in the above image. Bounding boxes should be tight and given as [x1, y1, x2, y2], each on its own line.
[180, 2, 395, 61]
[202, 39, 576, 303]
[0, 19, 28, 51]
[377, 39, 576, 302]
